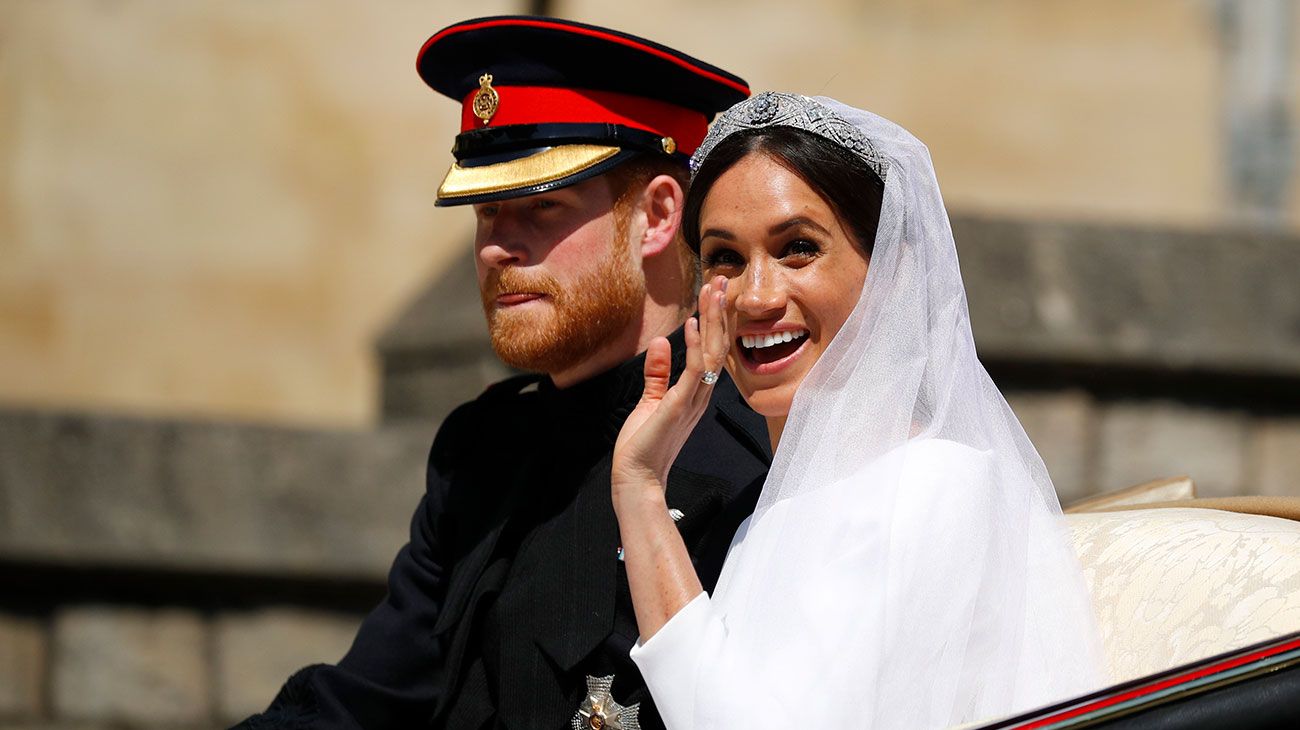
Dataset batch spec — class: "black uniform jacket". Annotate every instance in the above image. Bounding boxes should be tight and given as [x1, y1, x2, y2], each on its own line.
[238, 328, 771, 729]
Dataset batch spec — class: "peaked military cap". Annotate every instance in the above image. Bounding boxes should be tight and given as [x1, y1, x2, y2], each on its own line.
[417, 16, 751, 206]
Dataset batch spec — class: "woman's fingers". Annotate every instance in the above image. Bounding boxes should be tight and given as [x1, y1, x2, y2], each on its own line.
[640, 336, 673, 405]
[641, 276, 731, 432]
[615, 285, 729, 485]
[704, 276, 729, 376]
[684, 284, 708, 382]
[689, 276, 729, 408]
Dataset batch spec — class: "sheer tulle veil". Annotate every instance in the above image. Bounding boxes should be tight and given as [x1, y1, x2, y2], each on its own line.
[688, 95, 1105, 728]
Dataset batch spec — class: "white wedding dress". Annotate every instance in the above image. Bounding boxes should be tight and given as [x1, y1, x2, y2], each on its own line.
[630, 96, 1105, 729]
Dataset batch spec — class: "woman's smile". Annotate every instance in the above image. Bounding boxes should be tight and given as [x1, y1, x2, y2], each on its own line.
[735, 327, 810, 373]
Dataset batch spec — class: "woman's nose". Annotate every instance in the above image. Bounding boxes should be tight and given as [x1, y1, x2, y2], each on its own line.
[733, 260, 787, 318]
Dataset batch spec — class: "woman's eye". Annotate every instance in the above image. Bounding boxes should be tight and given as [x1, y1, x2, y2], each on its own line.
[784, 239, 821, 258]
[702, 249, 744, 268]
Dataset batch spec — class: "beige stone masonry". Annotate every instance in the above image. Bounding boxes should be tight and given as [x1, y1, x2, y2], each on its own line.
[1099, 401, 1249, 498]
[52, 607, 209, 725]
[0, 614, 46, 718]
[213, 608, 361, 723]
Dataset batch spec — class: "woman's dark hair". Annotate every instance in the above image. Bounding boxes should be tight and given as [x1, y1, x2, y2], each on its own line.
[682, 126, 885, 256]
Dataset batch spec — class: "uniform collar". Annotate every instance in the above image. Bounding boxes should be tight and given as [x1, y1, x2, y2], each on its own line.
[537, 326, 689, 444]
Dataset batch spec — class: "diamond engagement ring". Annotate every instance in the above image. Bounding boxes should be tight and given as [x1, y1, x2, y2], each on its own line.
[700, 370, 719, 385]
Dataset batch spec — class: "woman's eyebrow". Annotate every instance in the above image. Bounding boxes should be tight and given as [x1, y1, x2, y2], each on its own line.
[700, 227, 736, 241]
[769, 216, 831, 236]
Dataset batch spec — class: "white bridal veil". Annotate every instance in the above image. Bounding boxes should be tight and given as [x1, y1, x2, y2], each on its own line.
[632, 95, 1104, 729]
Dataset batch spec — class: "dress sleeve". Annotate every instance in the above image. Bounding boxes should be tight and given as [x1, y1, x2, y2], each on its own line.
[629, 592, 727, 730]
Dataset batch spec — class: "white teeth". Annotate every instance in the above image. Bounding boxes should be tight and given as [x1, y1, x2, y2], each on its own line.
[741, 329, 808, 350]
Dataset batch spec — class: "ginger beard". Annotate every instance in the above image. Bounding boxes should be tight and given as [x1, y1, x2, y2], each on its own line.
[479, 212, 645, 375]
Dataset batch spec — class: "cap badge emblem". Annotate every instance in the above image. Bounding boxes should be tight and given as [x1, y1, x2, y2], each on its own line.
[472, 74, 499, 125]
[661, 136, 677, 155]
[572, 675, 640, 730]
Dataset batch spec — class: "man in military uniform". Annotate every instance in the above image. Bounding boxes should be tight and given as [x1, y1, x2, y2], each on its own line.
[238, 17, 768, 730]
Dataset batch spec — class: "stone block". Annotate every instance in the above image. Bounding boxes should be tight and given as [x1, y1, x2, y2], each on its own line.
[0, 409, 432, 580]
[213, 608, 362, 723]
[1250, 418, 1300, 497]
[0, 413, 170, 560]
[1097, 401, 1248, 498]
[1004, 389, 1097, 505]
[52, 606, 209, 724]
[0, 614, 46, 717]
[0, 725, 110, 730]
[956, 217, 1300, 377]
[155, 420, 432, 578]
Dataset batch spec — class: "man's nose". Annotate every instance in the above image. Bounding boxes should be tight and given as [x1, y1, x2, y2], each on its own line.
[476, 213, 531, 270]
[734, 259, 787, 318]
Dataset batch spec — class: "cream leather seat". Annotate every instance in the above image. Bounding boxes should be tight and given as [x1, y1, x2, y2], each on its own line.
[1064, 480, 1300, 683]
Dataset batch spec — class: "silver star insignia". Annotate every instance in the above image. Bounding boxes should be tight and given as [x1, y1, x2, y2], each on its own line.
[571, 674, 640, 730]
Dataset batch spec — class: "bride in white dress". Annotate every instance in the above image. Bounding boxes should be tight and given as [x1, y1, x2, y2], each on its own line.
[610, 94, 1104, 729]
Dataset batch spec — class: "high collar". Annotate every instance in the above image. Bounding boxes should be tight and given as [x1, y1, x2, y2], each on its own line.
[537, 326, 688, 444]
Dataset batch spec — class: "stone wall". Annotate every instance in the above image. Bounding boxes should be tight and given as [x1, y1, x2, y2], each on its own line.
[0, 410, 433, 729]
[3, 0, 1297, 429]
[0, 606, 364, 729]
[0, 0, 516, 428]
[1007, 392, 1297, 505]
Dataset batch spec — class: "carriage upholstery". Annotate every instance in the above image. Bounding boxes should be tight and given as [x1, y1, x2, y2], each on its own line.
[1064, 480, 1300, 683]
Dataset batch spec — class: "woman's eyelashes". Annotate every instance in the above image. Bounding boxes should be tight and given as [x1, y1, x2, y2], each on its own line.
[702, 247, 745, 269]
[782, 238, 822, 259]
[702, 238, 824, 271]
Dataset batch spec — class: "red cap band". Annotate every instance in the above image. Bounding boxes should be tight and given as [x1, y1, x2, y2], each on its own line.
[460, 86, 709, 155]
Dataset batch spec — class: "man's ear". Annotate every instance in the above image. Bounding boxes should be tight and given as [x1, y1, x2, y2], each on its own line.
[637, 173, 685, 259]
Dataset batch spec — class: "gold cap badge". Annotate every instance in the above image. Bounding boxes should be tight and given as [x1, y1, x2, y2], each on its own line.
[472, 73, 499, 125]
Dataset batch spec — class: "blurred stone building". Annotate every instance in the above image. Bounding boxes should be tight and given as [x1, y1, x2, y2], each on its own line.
[1, 1, 1298, 728]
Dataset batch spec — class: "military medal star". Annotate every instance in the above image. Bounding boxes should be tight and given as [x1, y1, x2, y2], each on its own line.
[572, 675, 640, 730]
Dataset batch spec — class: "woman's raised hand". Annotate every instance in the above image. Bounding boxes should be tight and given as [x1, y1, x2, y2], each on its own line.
[612, 276, 731, 503]
[612, 276, 729, 637]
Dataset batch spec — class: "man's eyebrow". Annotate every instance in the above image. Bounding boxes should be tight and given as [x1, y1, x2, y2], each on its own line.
[769, 216, 831, 236]
[700, 227, 736, 241]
